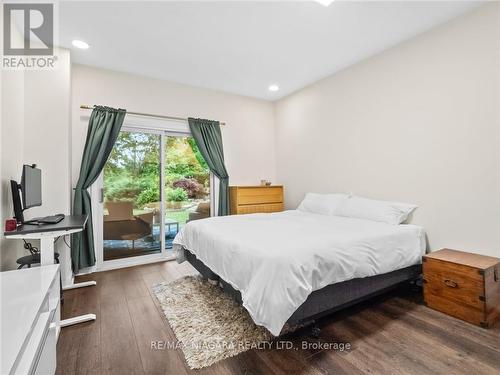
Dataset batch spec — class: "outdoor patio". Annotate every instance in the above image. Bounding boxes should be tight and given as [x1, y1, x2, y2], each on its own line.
[102, 132, 210, 261]
[102, 202, 209, 261]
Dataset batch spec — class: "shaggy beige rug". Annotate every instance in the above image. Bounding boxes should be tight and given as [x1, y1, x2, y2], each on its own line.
[152, 276, 272, 369]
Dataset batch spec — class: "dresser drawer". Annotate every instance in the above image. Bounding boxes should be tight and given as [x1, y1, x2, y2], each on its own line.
[236, 187, 283, 205]
[236, 203, 283, 214]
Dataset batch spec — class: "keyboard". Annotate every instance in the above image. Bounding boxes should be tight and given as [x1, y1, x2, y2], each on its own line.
[25, 214, 65, 225]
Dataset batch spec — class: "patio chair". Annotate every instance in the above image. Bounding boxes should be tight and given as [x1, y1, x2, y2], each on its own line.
[104, 201, 154, 249]
[144, 201, 161, 224]
[188, 201, 210, 222]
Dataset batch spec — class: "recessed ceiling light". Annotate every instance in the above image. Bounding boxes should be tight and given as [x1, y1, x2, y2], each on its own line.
[314, 0, 335, 6]
[268, 84, 279, 92]
[72, 40, 89, 49]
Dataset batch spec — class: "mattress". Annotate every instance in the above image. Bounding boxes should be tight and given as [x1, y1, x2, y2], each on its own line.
[174, 210, 426, 335]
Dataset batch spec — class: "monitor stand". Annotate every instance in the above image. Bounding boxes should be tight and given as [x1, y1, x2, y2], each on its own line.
[10, 180, 24, 223]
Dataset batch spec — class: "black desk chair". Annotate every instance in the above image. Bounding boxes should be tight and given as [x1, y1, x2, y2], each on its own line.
[16, 239, 60, 269]
[17, 252, 60, 268]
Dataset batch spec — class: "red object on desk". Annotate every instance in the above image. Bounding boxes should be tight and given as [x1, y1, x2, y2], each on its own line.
[5, 218, 17, 232]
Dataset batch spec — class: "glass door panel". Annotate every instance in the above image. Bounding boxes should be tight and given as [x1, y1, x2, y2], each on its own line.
[102, 131, 162, 261]
[164, 135, 211, 251]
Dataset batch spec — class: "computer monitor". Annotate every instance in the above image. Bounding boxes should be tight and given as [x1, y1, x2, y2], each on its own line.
[21, 164, 42, 209]
[10, 164, 42, 223]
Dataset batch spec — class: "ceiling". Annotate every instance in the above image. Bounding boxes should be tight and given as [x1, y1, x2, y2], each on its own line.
[55, 1, 483, 100]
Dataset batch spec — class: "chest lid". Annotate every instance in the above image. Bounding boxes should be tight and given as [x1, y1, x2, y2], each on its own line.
[424, 249, 500, 271]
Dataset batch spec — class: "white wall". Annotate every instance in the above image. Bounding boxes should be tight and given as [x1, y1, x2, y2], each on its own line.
[23, 50, 72, 281]
[22, 52, 72, 221]
[0, 45, 72, 272]
[0, 6, 26, 270]
[71, 64, 276, 189]
[275, 4, 500, 257]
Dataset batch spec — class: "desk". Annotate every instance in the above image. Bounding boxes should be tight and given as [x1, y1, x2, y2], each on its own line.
[4, 215, 97, 327]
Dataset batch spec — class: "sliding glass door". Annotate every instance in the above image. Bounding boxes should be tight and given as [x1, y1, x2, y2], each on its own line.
[102, 130, 162, 261]
[99, 128, 210, 264]
[164, 135, 211, 250]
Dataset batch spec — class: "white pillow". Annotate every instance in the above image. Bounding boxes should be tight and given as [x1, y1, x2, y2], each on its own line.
[297, 193, 350, 216]
[336, 196, 417, 225]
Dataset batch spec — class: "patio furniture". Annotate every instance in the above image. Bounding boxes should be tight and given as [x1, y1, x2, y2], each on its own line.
[144, 201, 161, 224]
[104, 201, 154, 249]
[165, 217, 179, 235]
[188, 201, 210, 222]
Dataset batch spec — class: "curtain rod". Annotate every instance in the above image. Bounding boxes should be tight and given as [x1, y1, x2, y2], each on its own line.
[79, 105, 226, 126]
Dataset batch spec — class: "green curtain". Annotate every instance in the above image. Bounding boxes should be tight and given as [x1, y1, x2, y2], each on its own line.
[188, 118, 229, 216]
[71, 106, 126, 272]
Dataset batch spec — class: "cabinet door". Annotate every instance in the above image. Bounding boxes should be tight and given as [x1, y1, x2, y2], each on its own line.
[34, 313, 57, 375]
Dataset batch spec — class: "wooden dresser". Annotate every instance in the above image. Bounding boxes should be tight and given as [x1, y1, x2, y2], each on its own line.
[423, 249, 500, 328]
[229, 186, 284, 215]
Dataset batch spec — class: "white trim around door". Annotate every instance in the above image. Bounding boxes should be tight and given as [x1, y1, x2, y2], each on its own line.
[88, 117, 213, 272]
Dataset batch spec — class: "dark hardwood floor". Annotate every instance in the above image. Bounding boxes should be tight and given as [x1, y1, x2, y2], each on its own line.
[57, 261, 500, 375]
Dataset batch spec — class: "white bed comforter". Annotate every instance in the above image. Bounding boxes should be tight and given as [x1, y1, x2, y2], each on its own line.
[173, 210, 425, 335]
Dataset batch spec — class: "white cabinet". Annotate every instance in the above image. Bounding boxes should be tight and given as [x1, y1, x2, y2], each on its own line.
[1, 265, 60, 375]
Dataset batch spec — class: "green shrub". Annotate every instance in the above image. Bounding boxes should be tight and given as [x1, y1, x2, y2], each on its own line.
[166, 188, 188, 202]
[136, 186, 160, 206]
[104, 132, 210, 207]
[104, 173, 141, 201]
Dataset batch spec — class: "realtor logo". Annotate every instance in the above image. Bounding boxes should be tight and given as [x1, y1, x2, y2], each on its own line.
[2, 3, 57, 69]
[3, 3, 53, 55]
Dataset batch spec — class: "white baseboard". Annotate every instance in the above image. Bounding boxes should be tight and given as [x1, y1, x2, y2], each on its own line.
[75, 253, 175, 275]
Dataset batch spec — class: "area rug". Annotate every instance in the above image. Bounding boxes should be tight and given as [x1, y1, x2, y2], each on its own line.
[152, 276, 272, 369]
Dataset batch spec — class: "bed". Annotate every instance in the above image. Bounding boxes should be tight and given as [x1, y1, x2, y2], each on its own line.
[174, 203, 425, 336]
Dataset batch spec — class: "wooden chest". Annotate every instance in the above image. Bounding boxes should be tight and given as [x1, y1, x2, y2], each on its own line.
[229, 186, 284, 215]
[423, 249, 500, 328]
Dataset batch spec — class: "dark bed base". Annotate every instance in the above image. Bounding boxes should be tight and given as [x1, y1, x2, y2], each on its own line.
[184, 249, 421, 327]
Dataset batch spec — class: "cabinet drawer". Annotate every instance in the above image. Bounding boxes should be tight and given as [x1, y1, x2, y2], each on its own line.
[236, 187, 283, 205]
[34, 313, 57, 375]
[14, 310, 52, 375]
[236, 203, 283, 215]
